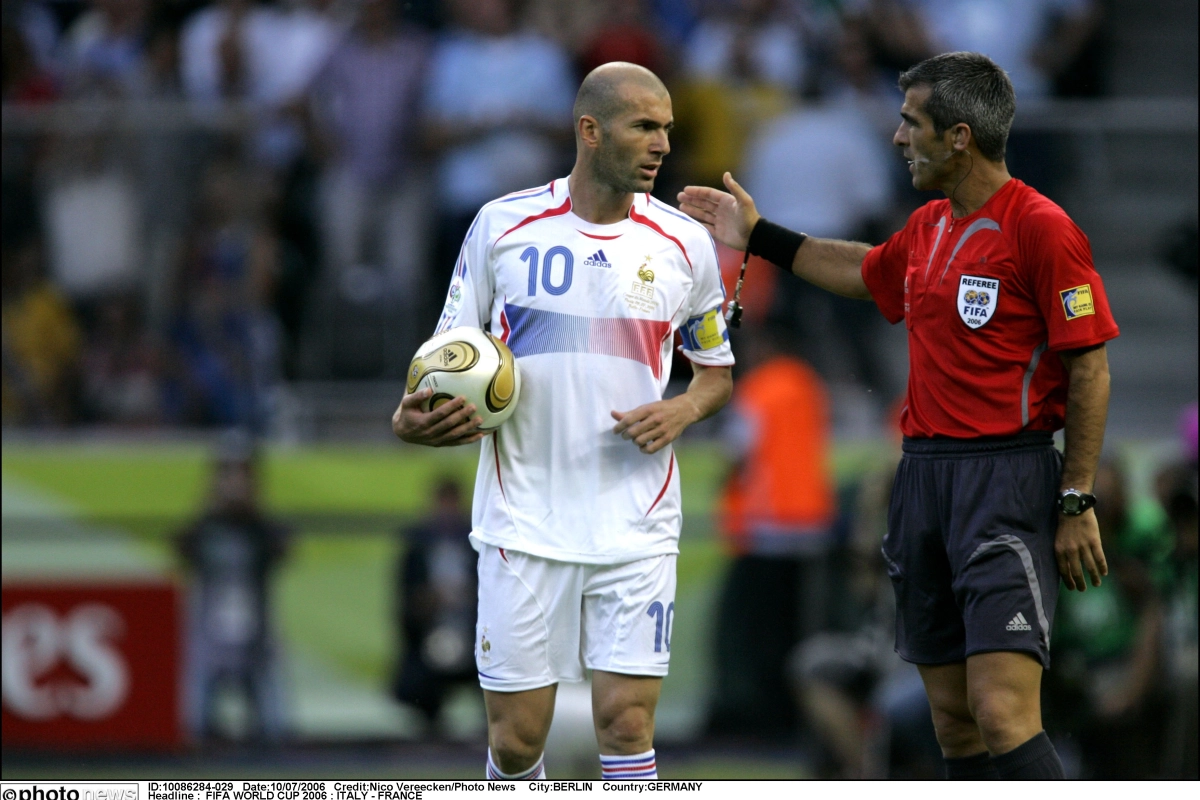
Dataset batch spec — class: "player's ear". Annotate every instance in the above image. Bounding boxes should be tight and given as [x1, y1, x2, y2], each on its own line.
[578, 115, 602, 148]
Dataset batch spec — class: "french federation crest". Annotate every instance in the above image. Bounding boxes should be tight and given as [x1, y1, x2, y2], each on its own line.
[624, 255, 658, 314]
[957, 275, 999, 329]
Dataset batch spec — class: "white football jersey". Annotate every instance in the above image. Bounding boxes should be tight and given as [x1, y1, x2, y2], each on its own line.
[434, 178, 734, 565]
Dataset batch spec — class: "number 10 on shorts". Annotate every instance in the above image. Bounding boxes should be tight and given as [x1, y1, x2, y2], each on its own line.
[648, 601, 675, 652]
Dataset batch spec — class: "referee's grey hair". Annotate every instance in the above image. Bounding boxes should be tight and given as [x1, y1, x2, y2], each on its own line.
[899, 52, 1015, 163]
[574, 62, 668, 132]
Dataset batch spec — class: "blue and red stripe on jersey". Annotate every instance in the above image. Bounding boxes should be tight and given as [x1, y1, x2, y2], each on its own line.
[503, 303, 671, 379]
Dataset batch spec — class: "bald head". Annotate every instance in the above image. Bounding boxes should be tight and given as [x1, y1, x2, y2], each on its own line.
[572, 62, 672, 198]
[574, 62, 669, 132]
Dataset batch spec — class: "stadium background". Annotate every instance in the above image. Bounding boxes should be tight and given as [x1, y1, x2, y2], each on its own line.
[2, 0, 1196, 780]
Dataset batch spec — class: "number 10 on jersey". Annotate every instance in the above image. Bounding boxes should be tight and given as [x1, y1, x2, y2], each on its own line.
[522, 246, 575, 297]
[648, 601, 674, 653]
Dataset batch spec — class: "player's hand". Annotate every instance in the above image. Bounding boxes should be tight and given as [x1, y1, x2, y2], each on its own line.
[677, 172, 761, 251]
[392, 389, 486, 447]
[1055, 509, 1108, 591]
[611, 396, 702, 455]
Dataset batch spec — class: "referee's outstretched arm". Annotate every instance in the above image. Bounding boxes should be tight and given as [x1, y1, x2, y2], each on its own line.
[678, 172, 874, 301]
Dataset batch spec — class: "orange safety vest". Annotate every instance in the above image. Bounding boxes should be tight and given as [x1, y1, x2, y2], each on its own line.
[718, 356, 835, 555]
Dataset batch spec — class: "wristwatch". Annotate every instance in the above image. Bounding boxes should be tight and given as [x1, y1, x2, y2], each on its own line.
[1057, 488, 1097, 516]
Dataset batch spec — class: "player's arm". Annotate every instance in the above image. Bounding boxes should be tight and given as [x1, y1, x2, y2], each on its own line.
[611, 362, 733, 455]
[678, 172, 873, 300]
[1054, 343, 1111, 591]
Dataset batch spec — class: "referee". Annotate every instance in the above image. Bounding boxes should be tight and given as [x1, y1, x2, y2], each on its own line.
[679, 51, 1118, 779]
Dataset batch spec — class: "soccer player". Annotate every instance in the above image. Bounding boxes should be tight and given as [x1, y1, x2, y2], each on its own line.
[392, 63, 734, 780]
[679, 51, 1118, 779]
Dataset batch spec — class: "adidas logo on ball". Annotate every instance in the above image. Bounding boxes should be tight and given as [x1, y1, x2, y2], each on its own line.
[407, 327, 522, 430]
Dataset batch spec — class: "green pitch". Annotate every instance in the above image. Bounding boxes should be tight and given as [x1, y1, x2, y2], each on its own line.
[1, 439, 895, 741]
[0, 440, 893, 519]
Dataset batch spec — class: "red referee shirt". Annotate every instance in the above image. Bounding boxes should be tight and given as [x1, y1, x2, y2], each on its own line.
[862, 179, 1119, 439]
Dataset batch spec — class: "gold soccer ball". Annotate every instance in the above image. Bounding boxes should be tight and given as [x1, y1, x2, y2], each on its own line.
[407, 327, 522, 431]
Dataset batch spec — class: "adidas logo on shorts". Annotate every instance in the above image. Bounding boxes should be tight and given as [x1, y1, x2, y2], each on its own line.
[1006, 612, 1033, 632]
[584, 250, 613, 268]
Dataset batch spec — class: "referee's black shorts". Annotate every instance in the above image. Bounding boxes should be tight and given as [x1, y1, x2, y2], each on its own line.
[882, 431, 1061, 669]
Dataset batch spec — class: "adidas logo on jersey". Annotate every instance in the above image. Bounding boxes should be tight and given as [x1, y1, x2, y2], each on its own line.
[584, 250, 613, 268]
[1006, 612, 1032, 632]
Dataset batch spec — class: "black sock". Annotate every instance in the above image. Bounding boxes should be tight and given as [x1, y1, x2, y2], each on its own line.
[990, 731, 1065, 780]
[944, 751, 998, 779]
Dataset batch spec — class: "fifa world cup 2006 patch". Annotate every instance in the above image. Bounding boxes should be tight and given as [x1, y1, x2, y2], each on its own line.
[444, 275, 464, 317]
[957, 275, 1000, 329]
[1059, 284, 1095, 320]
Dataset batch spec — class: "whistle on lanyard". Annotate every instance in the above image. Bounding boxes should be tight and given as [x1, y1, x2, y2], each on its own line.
[724, 249, 750, 328]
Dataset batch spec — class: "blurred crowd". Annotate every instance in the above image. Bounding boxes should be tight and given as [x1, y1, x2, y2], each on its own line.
[3, 0, 1115, 432]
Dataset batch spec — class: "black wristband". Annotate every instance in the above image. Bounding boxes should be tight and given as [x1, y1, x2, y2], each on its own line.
[746, 218, 807, 270]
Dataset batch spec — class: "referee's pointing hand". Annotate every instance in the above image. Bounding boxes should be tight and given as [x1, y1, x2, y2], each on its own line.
[678, 172, 761, 251]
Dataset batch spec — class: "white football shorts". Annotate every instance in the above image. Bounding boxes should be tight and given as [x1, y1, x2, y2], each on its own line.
[474, 544, 678, 692]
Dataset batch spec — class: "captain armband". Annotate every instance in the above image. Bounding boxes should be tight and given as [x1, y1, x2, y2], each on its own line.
[681, 307, 729, 351]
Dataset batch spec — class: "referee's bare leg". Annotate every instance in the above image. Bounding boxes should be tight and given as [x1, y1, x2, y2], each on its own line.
[919, 652, 1047, 769]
